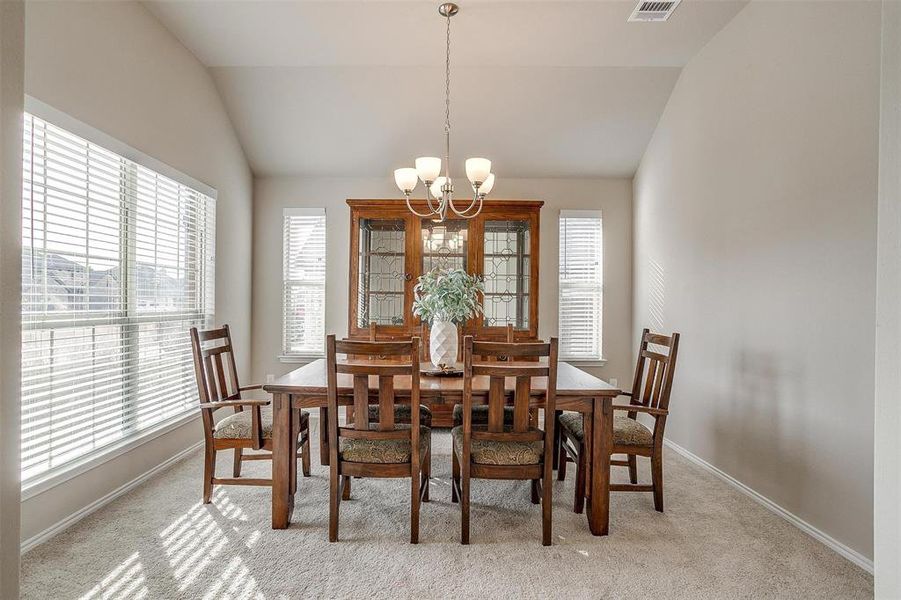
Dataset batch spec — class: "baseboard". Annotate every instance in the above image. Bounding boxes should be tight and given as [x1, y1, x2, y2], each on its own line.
[20, 441, 203, 554]
[663, 438, 874, 574]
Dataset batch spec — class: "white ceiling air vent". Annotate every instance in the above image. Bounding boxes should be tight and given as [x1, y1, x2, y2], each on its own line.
[628, 0, 682, 22]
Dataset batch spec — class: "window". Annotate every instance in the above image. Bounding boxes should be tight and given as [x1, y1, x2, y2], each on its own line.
[21, 112, 216, 482]
[558, 210, 603, 361]
[282, 208, 326, 358]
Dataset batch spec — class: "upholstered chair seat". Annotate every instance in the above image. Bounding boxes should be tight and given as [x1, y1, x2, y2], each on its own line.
[451, 426, 544, 465]
[558, 412, 653, 447]
[367, 404, 432, 428]
[214, 407, 310, 440]
[452, 404, 515, 428]
[339, 426, 431, 464]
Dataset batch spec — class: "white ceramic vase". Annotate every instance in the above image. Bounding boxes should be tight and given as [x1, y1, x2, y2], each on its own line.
[429, 319, 458, 369]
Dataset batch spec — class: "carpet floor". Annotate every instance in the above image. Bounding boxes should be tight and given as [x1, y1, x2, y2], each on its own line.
[21, 424, 872, 599]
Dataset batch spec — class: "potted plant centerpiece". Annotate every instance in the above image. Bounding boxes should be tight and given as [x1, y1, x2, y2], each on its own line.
[413, 268, 484, 370]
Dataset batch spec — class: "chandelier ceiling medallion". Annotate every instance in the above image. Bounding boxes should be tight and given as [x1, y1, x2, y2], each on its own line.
[393, 2, 495, 222]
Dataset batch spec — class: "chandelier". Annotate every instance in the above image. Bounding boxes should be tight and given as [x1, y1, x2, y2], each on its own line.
[393, 2, 495, 222]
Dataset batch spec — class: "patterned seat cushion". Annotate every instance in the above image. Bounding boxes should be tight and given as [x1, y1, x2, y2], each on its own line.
[214, 407, 310, 440]
[451, 426, 544, 466]
[452, 404, 515, 427]
[365, 404, 432, 428]
[558, 411, 653, 447]
[339, 426, 431, 464]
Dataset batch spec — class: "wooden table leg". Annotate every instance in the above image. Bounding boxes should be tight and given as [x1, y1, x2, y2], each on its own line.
[272, 392, 294, 529]
[582, 407, 593, 502]
[588, 396, 612, 536]
[290, 407, 298, 495]
[319, 407, 330, 466]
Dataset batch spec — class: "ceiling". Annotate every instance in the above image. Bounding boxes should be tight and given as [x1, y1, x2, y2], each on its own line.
[144, 0, 748, 178]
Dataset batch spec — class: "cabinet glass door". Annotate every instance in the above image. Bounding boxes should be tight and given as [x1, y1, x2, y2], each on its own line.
[357, 218, 406, 327]
[482, 219, 530, 329]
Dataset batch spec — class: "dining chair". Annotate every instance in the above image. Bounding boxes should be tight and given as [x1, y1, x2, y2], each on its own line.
[326, 335, 431, 543]
[557, 328, 680, 512]
[190, 324, 311, 504]
[452, 335, 558, 545]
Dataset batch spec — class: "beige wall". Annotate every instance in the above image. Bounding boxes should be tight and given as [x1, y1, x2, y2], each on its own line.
[634, 1, 880, 562]
[20, 1, 253, 543]
[875, 0, 901, 595]
[252, 176, 632, 385]
[1, 2, 24, 595]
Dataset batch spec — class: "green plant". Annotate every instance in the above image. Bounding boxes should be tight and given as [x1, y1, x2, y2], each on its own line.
[413, 268, 484, 325]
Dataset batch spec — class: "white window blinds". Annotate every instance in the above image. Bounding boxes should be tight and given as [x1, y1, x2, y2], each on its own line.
[283, 208, 326, 357]
[21, 113, 216, 482]
[558, 210, 603, 361]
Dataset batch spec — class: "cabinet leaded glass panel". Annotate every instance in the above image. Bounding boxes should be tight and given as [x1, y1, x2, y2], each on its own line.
[421, 219, 468, 272]
[357, 218, 406, 327]
[483, 219, 530, 329]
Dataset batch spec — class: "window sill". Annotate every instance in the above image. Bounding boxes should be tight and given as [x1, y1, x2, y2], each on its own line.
[563, 358, 608, 368]
[279, 354, 323, 364]
[21, 411, 199, 501]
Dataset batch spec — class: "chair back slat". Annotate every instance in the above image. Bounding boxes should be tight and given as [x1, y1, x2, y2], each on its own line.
[487, 376, 506, 433]
[513, 376, 531, 432]
[378, 375, 396, 431]
[197, 328, 229, 342]
[337, 362, 411, 376]
[335, 339, 411, 358]
[471, 364, 548, 378]
[353, 374, 370, 430]
[472, 341, 551, 358]
[644, 332, 672, 346]
[461, 335, 558, 449]
[630, 328, 681, 411]
[202, 354, 218, 400]
[213, 352, 229, 399]
[652, 359, 666, 407]
[641, 359, 657, 406]
[205, 354, 225, 401]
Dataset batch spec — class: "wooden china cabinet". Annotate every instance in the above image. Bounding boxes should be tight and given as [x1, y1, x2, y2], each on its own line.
[347, 198, 542, 339]
[347, 199, 542, 424]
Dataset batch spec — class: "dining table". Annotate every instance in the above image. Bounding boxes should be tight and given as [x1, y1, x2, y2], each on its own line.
[263, 359, 621, 535]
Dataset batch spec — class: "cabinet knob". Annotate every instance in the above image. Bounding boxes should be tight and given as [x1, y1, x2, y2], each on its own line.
[404, 273, 413, 282]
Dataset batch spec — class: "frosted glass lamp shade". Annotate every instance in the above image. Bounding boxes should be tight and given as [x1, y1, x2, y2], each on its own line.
[465, 158, 491, 184]
[394, 168, 419, 193]
[415, 157, 442, 182]
[430, 176, 447, 199]
[479, 173, 495, 195]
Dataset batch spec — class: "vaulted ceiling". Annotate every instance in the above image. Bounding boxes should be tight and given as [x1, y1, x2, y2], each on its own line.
[144, 0, 748, 178]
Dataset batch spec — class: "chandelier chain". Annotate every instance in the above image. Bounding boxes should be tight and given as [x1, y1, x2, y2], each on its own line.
[444, 12, 451, 180]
